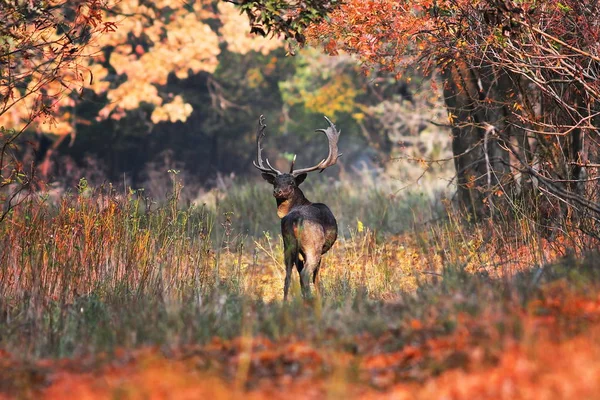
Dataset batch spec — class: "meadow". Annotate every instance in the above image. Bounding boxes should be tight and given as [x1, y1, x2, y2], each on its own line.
[1, 174, 599, 399]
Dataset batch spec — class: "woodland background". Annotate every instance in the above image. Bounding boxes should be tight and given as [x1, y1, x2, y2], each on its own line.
[1, 0, 451, 207]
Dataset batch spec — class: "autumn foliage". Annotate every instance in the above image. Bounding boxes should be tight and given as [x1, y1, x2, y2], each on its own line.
[305, 0, 600, 223]
[0, 1, 109, 136]
[0, 0, 286, 212]
[0, 0, 281, 137]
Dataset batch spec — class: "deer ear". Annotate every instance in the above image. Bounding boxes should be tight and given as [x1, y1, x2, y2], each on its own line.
[261, 173, 276, 184]
[294, 173, 307, 186]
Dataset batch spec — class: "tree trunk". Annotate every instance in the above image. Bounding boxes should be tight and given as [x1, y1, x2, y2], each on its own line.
[439, 59, 512, 219]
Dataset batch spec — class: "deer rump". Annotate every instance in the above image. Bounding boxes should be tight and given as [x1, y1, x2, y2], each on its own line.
[281, 203, 337, 266]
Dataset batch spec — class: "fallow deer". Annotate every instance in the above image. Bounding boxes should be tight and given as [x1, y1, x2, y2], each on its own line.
[253, 115, 341, 300]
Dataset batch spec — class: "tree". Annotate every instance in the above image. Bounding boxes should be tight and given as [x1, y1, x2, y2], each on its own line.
[91, 1, 280, 124]
[2, 1, 285, 182]
[0, 0, 108, 219]
[222, 0, 341, 48]
[0, 1, 281, 132]
[237, 0, 600, 229]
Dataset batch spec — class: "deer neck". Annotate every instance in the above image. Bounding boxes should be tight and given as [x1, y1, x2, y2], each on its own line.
[276, 189, 311, 218]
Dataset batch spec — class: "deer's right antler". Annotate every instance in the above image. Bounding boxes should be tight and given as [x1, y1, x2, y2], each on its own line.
[253, 115, 282, 176]
[291, 116, 342, 176]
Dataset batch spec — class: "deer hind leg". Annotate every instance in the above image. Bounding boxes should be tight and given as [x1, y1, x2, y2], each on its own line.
[283, 238, 298, 301]
[300, 252, 321, 300]
[313, 262, 321, 287]
[312, 259, 322, 298]
[296, 254, 305, 293]
[297, 222, 325, 300]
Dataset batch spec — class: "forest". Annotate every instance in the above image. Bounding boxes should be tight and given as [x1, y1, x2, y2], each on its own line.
[1, 0, 599, 398]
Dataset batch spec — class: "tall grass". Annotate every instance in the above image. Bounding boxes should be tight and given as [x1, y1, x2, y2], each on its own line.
[0, 175, 596, 362]
[211, 174, 443, 238]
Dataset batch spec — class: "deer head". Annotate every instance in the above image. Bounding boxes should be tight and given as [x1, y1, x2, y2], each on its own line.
[253, 115, 342, 200]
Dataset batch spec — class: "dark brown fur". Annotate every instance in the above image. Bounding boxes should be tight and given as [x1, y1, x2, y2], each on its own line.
[263, 173, 337, 299]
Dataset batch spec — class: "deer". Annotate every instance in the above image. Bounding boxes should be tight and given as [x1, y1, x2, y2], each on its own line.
[253, 115, 341, 300]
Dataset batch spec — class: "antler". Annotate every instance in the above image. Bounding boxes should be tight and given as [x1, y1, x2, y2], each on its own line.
[291, 116, 342, 176]
[253, 115, 282, 176]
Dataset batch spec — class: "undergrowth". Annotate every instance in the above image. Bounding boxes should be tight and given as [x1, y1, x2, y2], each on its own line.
[0, 176, 599, 398]
[206, 174, 443, 238]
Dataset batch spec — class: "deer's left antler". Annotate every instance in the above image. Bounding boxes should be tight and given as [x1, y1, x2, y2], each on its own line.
[252, 115, 282, 176]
